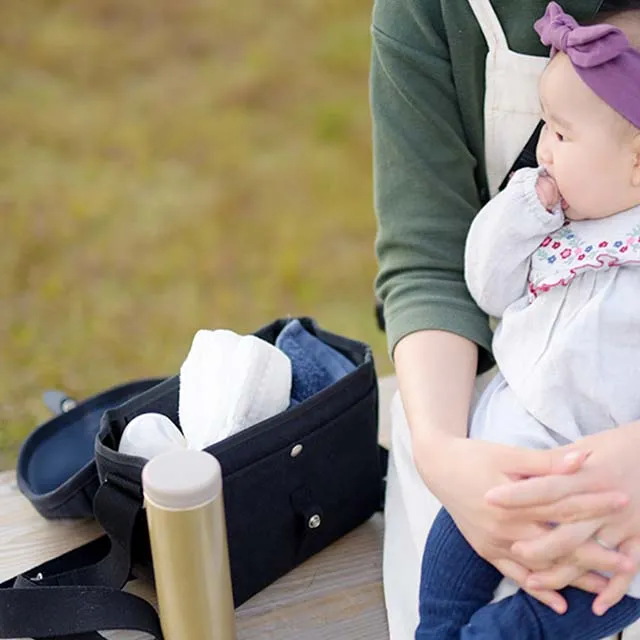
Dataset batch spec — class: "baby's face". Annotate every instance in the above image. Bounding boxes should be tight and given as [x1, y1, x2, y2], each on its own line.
[536, 53, 639, 220]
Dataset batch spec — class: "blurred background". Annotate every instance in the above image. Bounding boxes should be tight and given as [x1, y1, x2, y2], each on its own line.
[0, 0, 389, 470]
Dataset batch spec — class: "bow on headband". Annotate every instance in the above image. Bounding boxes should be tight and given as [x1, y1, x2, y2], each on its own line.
[535, 2, 629, 67]
[534, 2, 640, 129]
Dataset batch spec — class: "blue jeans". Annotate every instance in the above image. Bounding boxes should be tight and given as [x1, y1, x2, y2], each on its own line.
[416, 508, 640, 640]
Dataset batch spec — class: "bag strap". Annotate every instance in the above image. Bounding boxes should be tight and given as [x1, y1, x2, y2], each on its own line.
[14, 478, 138, 589]
[0, 586, 163, 640]
[498, 120, 544, 192]
[0, 478, 164, 639]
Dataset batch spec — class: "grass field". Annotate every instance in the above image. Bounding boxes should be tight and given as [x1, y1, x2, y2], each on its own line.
[0, 0, 389, 469]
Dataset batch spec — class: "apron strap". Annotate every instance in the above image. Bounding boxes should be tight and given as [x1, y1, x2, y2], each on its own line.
[467, 0, 509, 50]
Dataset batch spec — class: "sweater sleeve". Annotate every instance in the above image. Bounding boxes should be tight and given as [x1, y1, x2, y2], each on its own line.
[464, 168, 566, 318]
[370, 0, 493, 369]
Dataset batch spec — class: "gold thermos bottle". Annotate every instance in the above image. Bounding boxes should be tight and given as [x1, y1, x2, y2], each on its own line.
[142, 449, 236, 640]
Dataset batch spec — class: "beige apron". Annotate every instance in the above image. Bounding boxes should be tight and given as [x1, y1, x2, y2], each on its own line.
[382, 2, 627, 638]
[477, 0, 547, 196]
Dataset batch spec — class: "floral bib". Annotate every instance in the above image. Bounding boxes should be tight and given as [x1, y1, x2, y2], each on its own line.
[529, 207, 640, 298]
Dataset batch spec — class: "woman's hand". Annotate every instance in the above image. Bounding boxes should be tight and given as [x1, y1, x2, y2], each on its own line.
[414, 434, 610, 613]
[485, 422, 640, 613]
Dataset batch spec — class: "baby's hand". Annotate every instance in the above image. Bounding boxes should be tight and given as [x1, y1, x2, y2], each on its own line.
[536, 172, 562, 211]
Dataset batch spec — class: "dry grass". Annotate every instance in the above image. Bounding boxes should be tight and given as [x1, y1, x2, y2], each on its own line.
[0, 0, 389, 469]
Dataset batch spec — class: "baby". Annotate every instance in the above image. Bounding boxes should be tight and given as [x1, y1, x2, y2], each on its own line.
[416, 3, 640, 639]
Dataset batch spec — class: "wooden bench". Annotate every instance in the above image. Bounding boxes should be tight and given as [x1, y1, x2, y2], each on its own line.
[0, 377, 398, 640]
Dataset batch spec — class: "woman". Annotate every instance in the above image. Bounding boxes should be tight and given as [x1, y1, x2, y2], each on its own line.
[371, 0, 640, 637]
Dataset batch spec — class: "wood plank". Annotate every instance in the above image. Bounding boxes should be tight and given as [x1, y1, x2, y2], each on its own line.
[0, 472, 103, 581]
[0, 471, 389, 639]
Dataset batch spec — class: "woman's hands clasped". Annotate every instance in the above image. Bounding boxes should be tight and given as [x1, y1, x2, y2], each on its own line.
[414, 434, 628, 614]
[486, 422, 640, 615]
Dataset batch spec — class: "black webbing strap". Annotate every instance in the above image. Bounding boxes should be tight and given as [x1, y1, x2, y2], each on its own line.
[498, 120, 544, 192]
[0, 478, 164, 639]
[0, 587, 163, 639]
[13, 478, 138, 591]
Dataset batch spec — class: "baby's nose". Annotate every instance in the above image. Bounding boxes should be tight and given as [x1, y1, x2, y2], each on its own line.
[536, 127, 553, 166]
[536, 143, 552, 167]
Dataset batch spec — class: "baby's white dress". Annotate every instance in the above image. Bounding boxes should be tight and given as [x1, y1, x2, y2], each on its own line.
[465, 167, 640, 596]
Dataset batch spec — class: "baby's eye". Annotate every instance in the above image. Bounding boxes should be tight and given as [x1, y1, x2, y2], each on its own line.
[555, 131, 565, 142]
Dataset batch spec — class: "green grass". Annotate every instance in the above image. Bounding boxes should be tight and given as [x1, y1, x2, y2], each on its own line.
[0, 0, 390, 469]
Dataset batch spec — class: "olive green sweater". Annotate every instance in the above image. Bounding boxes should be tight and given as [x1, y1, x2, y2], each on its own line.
[371, 0, 606, 368]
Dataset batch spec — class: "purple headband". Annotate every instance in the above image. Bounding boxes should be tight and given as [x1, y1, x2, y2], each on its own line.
[534, 1, 640, 129]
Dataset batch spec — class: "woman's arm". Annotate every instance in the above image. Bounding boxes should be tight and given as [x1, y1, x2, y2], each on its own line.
[394, 330, 475, 448]
[371, 0, 493, 372]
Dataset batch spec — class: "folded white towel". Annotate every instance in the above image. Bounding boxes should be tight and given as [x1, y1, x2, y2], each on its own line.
[179, 329, 292, 450]
[178, 329, 239, 451]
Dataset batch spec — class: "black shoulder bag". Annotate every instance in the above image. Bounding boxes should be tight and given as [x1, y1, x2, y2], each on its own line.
[0, 317, 386, 639]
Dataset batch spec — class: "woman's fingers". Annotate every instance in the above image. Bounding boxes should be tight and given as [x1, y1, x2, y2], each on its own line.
[499, 447, 590, 480]
[552, 449, 592, 474]
[592, 571, 635, 616]
[522, 586, 568, 614]
[511, 520, 600, 564]
[495, 558, 567, 614]
[504, 491, 628, 524]
[572, 541, 636, 575]
[513, 516, 637, 579]
[619, 535, 640, 566]
[486, 474, 586, 508]
[493, 557, 530, 587]
[526, 542, 634, 591]
[570, 571, 610, 595]
[526, 563, 584, 591]
[591, 536, 640, 615]
[528, 565, 608, 595]
[515, 522, 636, 576]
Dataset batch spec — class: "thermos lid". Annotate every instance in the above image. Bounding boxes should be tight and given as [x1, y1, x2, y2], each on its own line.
[142, 449, 223, 510]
